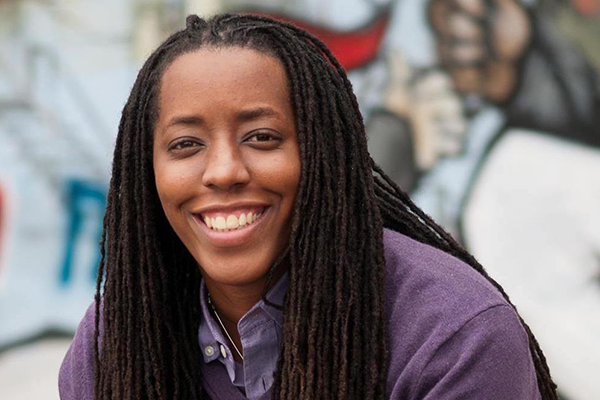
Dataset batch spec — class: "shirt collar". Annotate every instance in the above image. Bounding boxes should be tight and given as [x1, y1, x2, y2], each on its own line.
[197, 272, 288, 364]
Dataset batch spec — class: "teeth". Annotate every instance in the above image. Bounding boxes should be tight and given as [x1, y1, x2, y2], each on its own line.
[226, 215, 239, 229]
[205, 210, 264, 232]
[214, 216, 227, 230]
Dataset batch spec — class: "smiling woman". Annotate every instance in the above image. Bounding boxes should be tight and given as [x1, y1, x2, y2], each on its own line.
[58, 13, 558, 400]
[153, 48, 299, 295]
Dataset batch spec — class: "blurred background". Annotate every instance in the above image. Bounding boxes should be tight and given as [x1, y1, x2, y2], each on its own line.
[0, 0, 598, 398]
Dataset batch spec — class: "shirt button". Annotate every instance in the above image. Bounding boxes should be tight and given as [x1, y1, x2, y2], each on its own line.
[220, 344, 227, 358]
[204, 345, 215, 357]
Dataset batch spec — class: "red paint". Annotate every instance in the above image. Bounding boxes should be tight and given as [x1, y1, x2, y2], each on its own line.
[571, 0, 599, 16]
[253, 12, 390, 71]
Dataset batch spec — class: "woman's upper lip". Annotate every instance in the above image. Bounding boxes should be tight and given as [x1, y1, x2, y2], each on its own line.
[193, 202, 270, 215]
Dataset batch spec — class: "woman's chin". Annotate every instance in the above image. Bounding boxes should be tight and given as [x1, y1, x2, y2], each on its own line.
[199, 262, 273, 288]
[192, 239, 289, 288]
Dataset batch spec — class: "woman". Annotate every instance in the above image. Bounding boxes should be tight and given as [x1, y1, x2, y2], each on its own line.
[59, 14, 558, 400]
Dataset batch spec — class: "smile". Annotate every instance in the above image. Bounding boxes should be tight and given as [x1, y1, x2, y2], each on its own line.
[202, 209, 265, 232]
[192, 205, 270, 247]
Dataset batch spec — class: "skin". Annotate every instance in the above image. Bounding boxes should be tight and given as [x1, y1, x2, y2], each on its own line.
[153, 47, 301, 361]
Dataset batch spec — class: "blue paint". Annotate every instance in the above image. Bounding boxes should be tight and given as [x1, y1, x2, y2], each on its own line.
[59, 179, 107, 286]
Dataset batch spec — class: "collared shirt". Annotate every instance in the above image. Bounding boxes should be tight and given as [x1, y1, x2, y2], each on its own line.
[197, 274, 287, 400]
[60, 229, 542, 400]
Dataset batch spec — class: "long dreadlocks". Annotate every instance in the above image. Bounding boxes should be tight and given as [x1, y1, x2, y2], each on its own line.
[94, 13, 559, 400]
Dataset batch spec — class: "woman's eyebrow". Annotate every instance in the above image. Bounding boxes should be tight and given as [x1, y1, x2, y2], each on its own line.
[163, 115, 204, 134]
[162, 107, 281, 135]
[235, 107, 280, 122]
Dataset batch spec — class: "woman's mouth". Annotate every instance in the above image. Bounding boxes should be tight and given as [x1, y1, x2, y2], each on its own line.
[197, 206, 267, 232]
[192, 205, 270, 247]
[203, 207, 264, 232]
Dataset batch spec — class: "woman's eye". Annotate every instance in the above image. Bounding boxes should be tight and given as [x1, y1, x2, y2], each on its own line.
[246, 131, 280, 143]
[254, 133, 273, 141]
[170, 139, 202, 151]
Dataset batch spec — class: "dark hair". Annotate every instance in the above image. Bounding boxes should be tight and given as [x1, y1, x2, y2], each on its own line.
[94, 13, 558, 400]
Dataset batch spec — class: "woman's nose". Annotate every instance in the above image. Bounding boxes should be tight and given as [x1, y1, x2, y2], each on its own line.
[201, 142, 251, 191]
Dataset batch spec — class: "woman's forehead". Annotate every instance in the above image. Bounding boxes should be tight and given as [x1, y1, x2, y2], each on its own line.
[161, 47, 288, 96]
[156, 47, 293, 129]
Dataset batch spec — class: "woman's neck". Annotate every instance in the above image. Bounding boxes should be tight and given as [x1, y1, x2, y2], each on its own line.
[202, 264, 287, 363]
[206, 281, 265, 324]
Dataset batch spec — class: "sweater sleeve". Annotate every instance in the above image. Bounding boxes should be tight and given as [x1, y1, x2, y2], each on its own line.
[411, 305, 541, 400]
[58, 302, 97, 400]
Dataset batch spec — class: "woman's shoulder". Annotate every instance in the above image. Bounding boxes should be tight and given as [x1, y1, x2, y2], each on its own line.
[58, 302, 100, 400]
[381, 228, 539, 399]
[381, 227, 519, 339]
[382, 228, 508, 313]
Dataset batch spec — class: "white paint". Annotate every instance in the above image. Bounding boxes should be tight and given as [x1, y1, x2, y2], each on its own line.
[464, 129, 600, 400]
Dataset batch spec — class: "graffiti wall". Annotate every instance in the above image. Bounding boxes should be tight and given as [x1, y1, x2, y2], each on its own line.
[0, 0, 130, 349]
[0, 0, 598, 399]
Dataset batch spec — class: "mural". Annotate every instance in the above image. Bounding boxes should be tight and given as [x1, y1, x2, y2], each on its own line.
[0, 0, 598, 398]
[0, 0, 126, 351]
[0, 184, 4, 279]
[453, 1, 600, 398]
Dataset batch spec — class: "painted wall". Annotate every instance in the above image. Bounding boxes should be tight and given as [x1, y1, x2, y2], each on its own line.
[0, 1, 134, 397]
[0, 0, 598, 398]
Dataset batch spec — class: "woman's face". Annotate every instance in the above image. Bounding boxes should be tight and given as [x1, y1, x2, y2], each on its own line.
[153, 47, 301, 287]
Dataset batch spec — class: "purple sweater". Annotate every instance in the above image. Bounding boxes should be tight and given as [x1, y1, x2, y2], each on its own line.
[59, 229, 541, 399]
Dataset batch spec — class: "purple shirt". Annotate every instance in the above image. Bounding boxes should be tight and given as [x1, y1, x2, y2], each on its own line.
[198, 273, 287, 399]
[59, 229, 541, 399]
